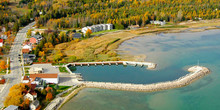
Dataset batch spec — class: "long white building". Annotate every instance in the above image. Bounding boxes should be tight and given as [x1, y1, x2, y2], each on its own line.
[82, 24, 113, 35]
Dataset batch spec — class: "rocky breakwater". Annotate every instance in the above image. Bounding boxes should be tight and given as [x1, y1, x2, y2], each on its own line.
[84, 66, 210, 92]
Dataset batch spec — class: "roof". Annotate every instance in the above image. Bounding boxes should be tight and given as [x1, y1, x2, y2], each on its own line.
[22, 49, 30, 53]
[0, 39, 3, 43]
[30, 74, 58, 78]
[23, 54, 36, 58]
[23, 76, 30, 80]
[32, 35, 42, 39]
[5, 105, 19, 110]
[23, 45, 31, 49]
[29, 67, 43, 72]
[73, 33, 82, 38]
[31, 100, 40, 106]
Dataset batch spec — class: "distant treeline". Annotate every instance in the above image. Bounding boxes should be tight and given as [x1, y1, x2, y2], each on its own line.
[36, 0, 220, 29]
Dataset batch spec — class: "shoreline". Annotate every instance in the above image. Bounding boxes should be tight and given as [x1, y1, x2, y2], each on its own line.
[56, 23, 219, 109]
[116, 26, 220, 61]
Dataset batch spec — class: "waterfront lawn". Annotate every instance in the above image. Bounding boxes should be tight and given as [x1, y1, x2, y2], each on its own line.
[91, 29, 119, 36]
[61, 86, 79, 97]
[159, 25, 189, 28]
[59, 67, 69, 73]
[49, 84, 71, 95]
[0, 69, 6, 74]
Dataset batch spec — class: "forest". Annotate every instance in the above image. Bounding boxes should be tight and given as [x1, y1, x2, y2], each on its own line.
[36, 0, 220, 29]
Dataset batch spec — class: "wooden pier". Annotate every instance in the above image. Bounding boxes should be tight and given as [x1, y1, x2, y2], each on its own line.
[67, 61, 156, 70]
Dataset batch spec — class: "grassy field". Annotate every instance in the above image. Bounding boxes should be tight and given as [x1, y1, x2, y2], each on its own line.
[49, 30, 137, 62]
[59, 67, 69, 73]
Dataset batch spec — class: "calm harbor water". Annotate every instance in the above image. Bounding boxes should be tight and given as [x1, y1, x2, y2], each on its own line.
[70, 65, 187, 84]
[62, 29, 220, 110]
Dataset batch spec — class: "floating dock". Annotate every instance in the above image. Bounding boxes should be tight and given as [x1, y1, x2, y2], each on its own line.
[83, 66, 210, 92]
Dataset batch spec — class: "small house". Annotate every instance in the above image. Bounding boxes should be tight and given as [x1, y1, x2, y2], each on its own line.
[22, 76, 30, 83]
[22, 45, 32, 51]
[72, 33, 82, 39]
[30, 100, 40, 110]
[1, 34, 7, 39]
[22, 49, 30, 54]
[0, 75, 5, 84]
[24, 93, 37, 101]
[23, 54, 36, 64]
[0, 39, 3, 47]
[30, 35, 42, 44]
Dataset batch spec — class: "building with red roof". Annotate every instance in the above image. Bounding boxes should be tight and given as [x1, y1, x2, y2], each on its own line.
[22, 74, 59, 84]
[0, 39, 3, 47]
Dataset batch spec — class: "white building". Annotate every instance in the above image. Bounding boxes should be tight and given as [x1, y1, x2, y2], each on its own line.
[82, 24, 113, 35]
[24, 93, 37, 101]
[30, 100, 40, 110]
[1, 34, 7, 39]
[23, 44, 32, 51]
[30, 73, 59, 84]
[29, 67, 44, 74]
[150, 20, 166, 25]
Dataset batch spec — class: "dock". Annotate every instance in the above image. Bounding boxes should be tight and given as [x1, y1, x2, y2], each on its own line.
[83, 66, 210, 92]
[67, 61, 157, 70]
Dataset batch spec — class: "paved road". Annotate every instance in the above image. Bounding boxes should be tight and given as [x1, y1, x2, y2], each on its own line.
[0, 22, 35, 107]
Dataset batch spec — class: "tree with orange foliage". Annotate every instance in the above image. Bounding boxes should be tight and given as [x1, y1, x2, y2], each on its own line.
[20, 99, 30, 110]
[46, 92, 53, 101]
[0, 60, 8, 70]
[0, 48, 3, 55]
[85, 29, 92, 38]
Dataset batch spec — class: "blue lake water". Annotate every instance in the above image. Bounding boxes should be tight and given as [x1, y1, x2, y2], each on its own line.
[70, 65, 187, 84]
[62, 29, 220, 110]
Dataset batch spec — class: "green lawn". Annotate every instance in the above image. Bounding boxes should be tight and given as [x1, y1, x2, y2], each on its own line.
[49, 85, 71, 95]
[61, 86, 79, 97]
[91, 29, 119, 36]
[24, 67, 30, 73]
[59, 67, 69, 73]
[0, 69, 6, 74]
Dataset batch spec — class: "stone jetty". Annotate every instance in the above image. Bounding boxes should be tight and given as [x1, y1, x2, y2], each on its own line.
[83, 66, 210, 92]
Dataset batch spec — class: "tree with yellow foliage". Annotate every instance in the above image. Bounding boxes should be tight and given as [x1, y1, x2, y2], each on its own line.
[38, 51, 45, 57]
[4, 83, 26, 107]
